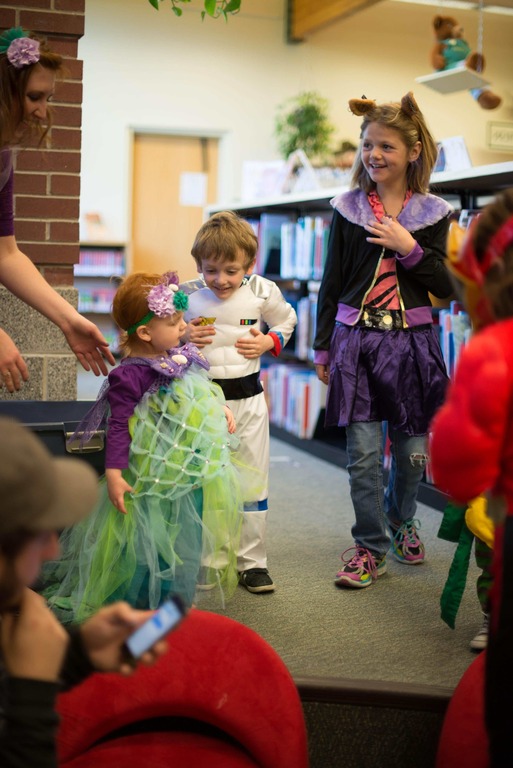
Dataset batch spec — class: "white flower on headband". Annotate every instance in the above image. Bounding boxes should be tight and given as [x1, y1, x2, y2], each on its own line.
[7, 37, 40, 69]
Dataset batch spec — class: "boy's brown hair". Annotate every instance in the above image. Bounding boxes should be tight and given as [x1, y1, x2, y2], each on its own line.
[191, 211, 258, 270]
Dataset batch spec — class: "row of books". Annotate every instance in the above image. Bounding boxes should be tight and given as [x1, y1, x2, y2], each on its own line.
[77, 286, 117, 314]
[261, 364, 327, 440]
[75, 249, 125, 277]
[280, 216, 331, 280]
[249, 212, 331, 280]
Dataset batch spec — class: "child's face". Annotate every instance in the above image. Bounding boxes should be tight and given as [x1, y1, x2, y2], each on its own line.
[361, 123, 420, 189]
[145, 312, 187, 354]
[200, 253, 254, 301]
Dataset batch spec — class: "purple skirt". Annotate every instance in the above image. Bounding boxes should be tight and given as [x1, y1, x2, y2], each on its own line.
[325, 323, 449, 436]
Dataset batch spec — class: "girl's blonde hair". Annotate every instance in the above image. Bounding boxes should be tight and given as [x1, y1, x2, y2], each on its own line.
[113, 272, 181, 355]
[475, 188, 513, 321]
[348, 92, 438, 194]
[191, 210, 258, 270]
[0, 32, 64, 148]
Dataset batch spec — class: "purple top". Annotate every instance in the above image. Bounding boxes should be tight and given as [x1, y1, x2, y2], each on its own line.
[69, 344, 210, 469]
[106, 364, 158, 468]
[0, 161, 15, 238]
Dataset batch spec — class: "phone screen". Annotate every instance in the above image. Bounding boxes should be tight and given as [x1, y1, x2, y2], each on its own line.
[124, 596, 185, 659]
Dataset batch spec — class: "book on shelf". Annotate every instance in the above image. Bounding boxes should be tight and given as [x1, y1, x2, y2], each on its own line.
[261, 364, 327, 440]
[279, 214, 330, 281]
[257, 213, 292, 276]
[438, 300, 471, 378]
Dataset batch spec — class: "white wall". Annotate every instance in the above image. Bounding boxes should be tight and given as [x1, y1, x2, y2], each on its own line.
[80, 0, 513, 242]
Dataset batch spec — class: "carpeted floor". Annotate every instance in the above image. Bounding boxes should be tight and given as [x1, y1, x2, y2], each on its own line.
[198, 436, 482, 691]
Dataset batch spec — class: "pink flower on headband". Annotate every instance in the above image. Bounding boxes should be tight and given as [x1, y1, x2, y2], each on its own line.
[7, 37, 40, 69]
[147, 282, 180, 317]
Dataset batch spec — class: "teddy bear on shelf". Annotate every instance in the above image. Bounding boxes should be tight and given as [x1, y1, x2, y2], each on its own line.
[431, 15, 502, 110]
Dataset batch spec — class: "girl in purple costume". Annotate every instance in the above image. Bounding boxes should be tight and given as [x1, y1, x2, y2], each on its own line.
[313, 92, 453, 589]
[43, 272, 243, 621]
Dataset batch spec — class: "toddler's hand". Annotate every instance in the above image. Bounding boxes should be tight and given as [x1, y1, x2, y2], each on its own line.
[106, 468, 133, 515]
[223, 406, 236, 433]
[183, 317, 216, 347]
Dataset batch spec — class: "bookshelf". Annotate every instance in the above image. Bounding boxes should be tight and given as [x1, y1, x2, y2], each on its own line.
[75, 242, 126, 355]
[206, 161, 513, 509]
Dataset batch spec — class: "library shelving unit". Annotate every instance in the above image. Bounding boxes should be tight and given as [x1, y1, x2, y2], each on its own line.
[75, 242, 126, 355]
[206, 160, 513, 509]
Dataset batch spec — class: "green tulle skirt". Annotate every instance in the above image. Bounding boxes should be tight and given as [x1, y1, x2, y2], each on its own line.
[42, 371, 246, 623]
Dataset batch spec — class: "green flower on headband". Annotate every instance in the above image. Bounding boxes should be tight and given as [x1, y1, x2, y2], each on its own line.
[173, 290, 189, 312]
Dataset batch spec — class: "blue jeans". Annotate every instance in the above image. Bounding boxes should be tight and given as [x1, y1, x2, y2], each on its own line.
[345, 422, 428, 557]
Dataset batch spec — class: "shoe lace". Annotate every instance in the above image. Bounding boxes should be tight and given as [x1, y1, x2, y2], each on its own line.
[394, 519, 421, 547]
[341, 546, 377, 577]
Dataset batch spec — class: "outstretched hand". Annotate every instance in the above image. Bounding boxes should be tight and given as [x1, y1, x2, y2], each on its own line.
[79, 602, 170, 676]
[61, 314, 116, 376]
[0, 328, 29, 392]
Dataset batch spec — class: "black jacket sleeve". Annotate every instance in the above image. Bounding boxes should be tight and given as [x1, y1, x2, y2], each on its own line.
[0, 676, 60, 768]
[0, 627, 94, 767]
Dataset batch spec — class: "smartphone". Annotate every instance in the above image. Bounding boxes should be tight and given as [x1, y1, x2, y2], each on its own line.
[124, 595, 186, 659]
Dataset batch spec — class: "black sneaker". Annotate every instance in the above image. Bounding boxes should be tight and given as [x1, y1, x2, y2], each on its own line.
[239, 568, 275, 593]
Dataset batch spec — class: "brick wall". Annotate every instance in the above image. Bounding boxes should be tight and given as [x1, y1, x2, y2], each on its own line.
[0, 1, 85, 400]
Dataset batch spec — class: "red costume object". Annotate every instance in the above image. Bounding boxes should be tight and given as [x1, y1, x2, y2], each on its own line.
[429, 317, 513, 507]
[430, 318, 513, 765]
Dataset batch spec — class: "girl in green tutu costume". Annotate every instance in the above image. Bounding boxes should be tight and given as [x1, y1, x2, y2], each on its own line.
[43, 271, 247, 622]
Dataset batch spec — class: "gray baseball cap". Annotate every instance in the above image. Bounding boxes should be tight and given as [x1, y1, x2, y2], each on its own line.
[0, 416, 98, 534]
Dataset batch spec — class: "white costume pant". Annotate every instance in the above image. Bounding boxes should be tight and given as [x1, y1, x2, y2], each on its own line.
[202, 391, 269, 572]
[230, 392, 269, 571]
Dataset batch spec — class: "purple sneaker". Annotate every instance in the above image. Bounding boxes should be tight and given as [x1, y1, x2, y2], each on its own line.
[334, 546, 387, 589]
[388, 518, 425, 564]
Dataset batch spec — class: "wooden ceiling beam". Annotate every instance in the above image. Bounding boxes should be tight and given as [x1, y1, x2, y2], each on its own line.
[288, 0, 382, 42]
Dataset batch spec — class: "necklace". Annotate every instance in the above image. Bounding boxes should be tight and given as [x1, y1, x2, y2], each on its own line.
[381, 190, 410, 220]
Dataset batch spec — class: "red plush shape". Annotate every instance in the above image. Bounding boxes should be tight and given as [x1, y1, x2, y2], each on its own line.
[436, 651, 489, 768]
[61, 732, 258, 767]
[57, 609, 308, 768]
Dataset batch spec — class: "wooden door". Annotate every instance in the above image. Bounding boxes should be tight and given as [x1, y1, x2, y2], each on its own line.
[131, 134, 219, 281]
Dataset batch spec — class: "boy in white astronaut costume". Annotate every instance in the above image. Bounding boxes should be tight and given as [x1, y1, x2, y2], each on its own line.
[181, 211, 297, 593]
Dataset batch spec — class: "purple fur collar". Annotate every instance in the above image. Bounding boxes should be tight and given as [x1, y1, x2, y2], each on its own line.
[331, 188, 453, 230]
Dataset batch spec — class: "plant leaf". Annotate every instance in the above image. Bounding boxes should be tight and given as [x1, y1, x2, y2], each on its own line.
[224, 0, 241, 11]
[204, 0, 217, 16]
[147, 0, 160, 9]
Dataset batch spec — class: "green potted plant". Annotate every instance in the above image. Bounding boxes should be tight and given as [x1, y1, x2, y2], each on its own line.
[274, 91, 335, 164]
[147, 0, 241, 18]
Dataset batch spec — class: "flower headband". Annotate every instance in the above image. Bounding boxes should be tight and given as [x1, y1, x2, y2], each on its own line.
[0, 27, 40, 69]
[126, 272, 189, 335]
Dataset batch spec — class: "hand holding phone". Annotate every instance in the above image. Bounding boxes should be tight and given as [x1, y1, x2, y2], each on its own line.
[124, 595, 185, 660]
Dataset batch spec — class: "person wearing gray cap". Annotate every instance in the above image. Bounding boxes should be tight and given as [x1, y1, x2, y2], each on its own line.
[0, 417, 169, 768]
